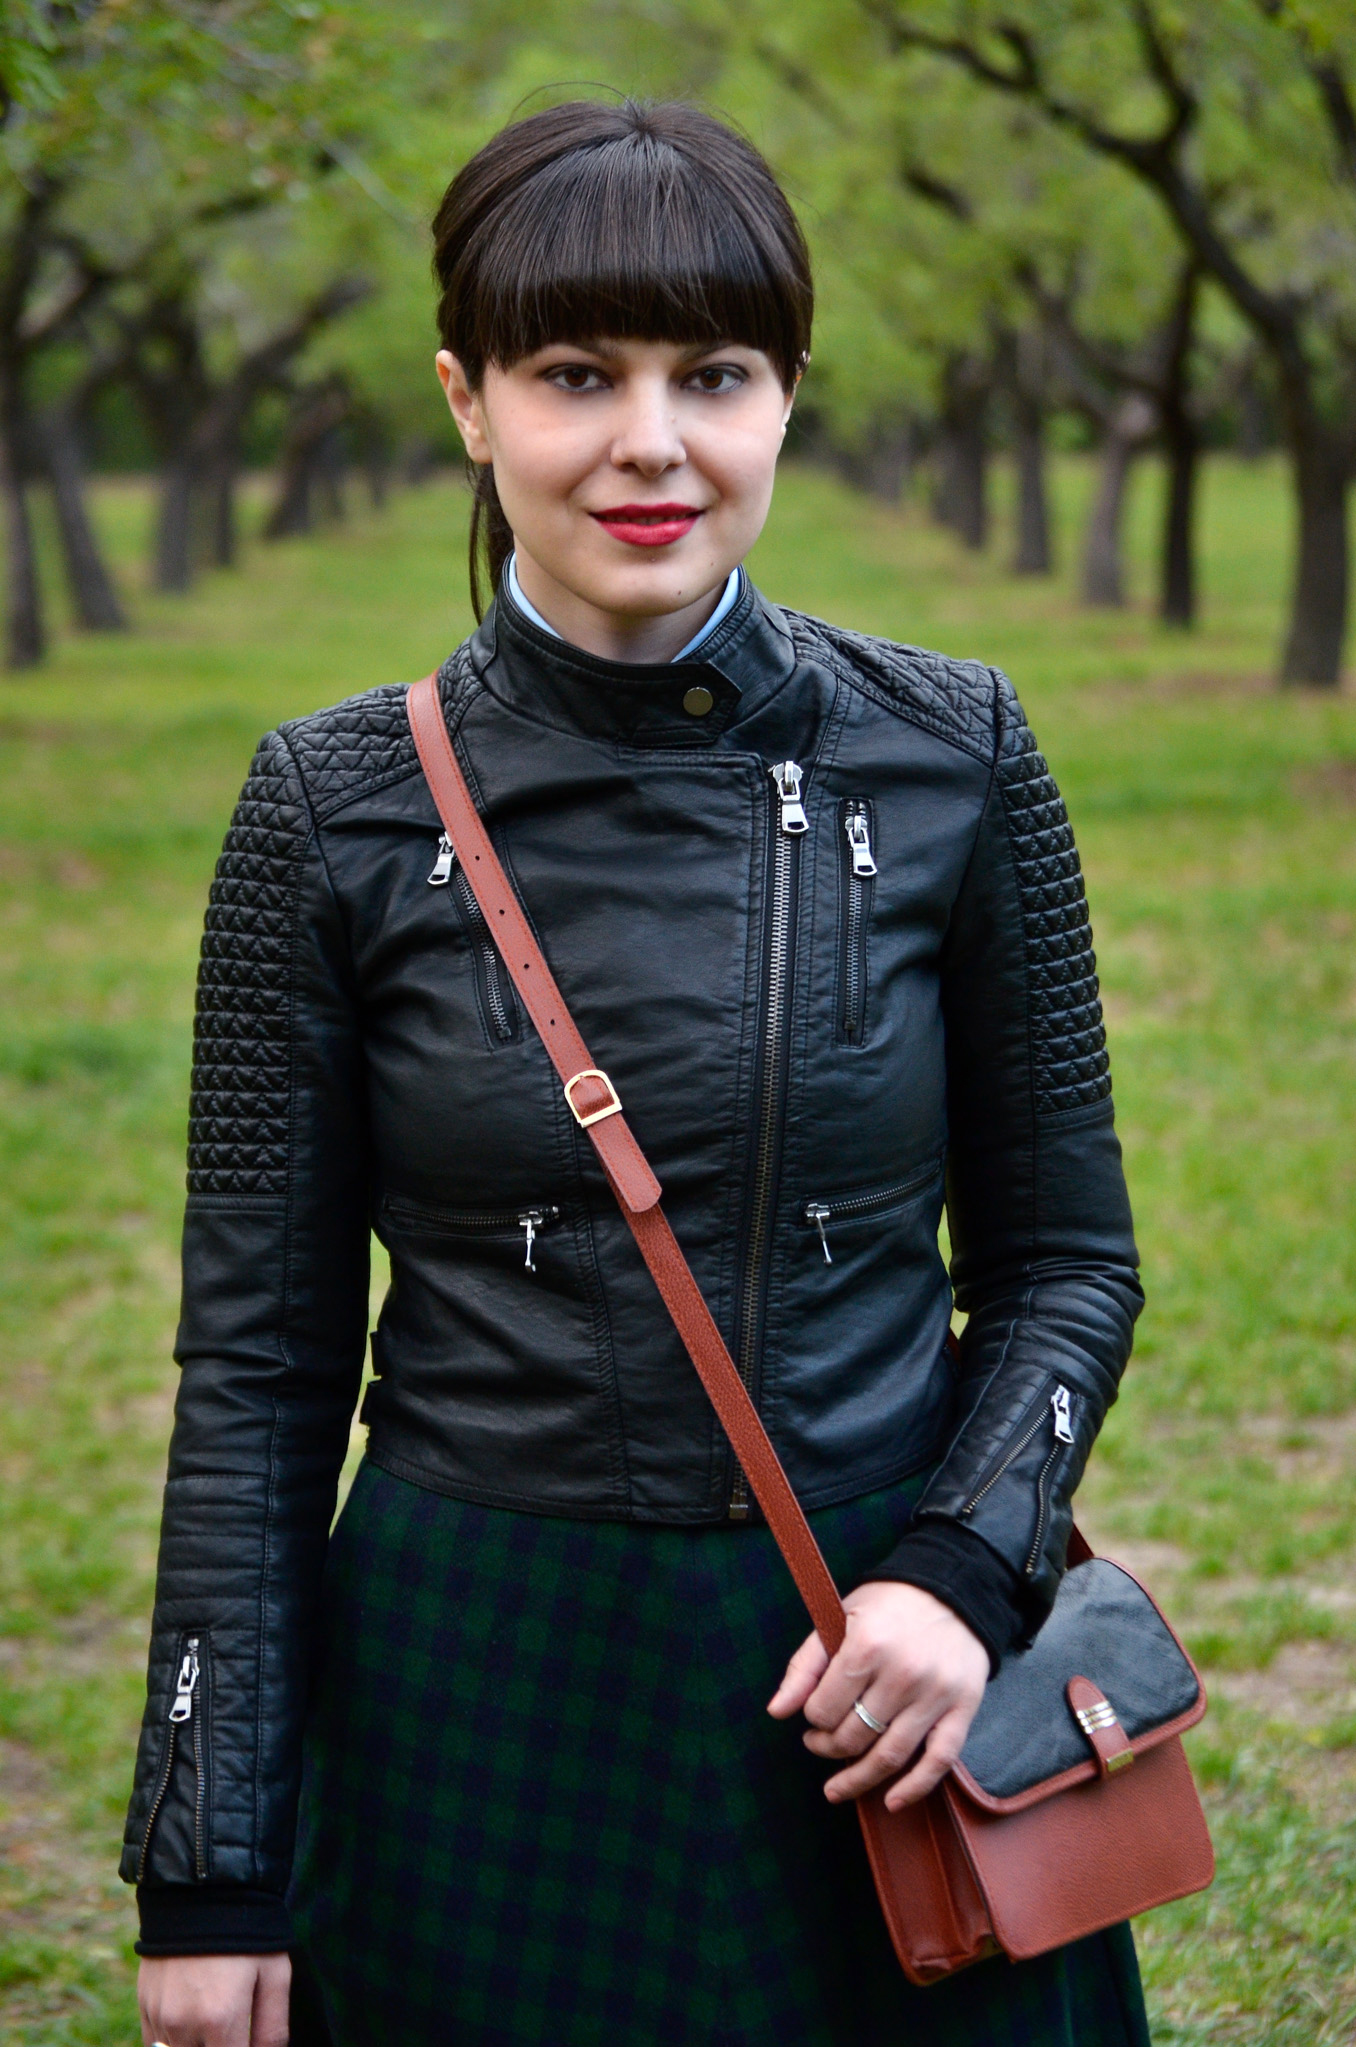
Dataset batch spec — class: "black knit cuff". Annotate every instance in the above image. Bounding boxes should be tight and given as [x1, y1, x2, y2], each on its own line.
[135, 1884, 292, 1957]
[868, 1520, 1025, 1675]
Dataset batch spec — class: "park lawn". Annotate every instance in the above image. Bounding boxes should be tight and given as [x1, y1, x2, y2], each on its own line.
[0, 455, 1353, 2042]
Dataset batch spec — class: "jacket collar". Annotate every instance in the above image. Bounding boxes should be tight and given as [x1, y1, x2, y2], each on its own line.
[468, 566, 798, 746]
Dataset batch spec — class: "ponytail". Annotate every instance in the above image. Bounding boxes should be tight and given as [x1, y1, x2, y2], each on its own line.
[468, 462, 513, 623]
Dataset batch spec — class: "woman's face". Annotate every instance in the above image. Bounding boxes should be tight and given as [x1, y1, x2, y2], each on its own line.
[437, 337, 795, 661]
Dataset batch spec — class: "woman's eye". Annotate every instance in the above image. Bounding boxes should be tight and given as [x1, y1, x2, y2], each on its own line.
[686, 365, 745, 394]
[546, 365, 607, 392]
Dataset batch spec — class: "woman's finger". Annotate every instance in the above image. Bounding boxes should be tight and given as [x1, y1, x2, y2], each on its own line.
[820, 1701, 934, 1803]
[766, 1629, 829, 1717]
[881, 1703, 973, 1811]
[252, 1952, 293, 2047]
[801, 1675, 907, 1760]
[800, 1613, 915, 1735]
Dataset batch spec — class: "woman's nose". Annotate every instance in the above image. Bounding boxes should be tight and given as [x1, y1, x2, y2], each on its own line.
[609, 382, 686, 475]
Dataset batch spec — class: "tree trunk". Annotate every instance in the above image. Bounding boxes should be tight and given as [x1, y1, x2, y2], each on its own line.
[0, 399, 44, 667]
[1280, 426, 1349, 685]
[1236, 355, 1270, 460]
[315, 429, 346, 522]
[933, 354, 990, 549]
[1081, 395, 1156, 607]
[1154, 260, 1200, 628]
[1159, 412, 1198, 626]
[207, 461, 237, 569]
[154, 460, 196, 592]
[365, 447, 390, 509]
[265, 379, 352, 540]
[1012, 392, 1052, 575]
[265, 452, 313, 538]
[41, 408, 127, 631]
[839, 417, 917, 503]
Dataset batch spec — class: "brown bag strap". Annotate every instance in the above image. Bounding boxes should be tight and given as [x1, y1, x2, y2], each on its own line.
[407, 672, 847, 1654]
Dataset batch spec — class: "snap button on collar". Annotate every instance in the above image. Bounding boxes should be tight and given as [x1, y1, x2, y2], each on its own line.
[682, 684, 715, 717]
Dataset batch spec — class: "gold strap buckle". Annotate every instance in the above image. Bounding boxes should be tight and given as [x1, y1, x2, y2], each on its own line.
[564, 1068, 623, 1128]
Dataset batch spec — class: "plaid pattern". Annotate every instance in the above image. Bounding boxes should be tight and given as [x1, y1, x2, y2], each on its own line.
[290, 1463, 1149, 2047]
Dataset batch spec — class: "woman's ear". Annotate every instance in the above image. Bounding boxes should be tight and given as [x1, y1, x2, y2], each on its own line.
[436, 351, 493, 465]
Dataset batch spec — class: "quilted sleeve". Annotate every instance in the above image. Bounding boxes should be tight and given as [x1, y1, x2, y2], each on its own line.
[886, 674, 1142, 1638]
[121, 729, 371, 1950]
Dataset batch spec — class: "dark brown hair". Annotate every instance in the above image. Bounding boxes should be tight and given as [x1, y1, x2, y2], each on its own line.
[431, 99, 813, 617]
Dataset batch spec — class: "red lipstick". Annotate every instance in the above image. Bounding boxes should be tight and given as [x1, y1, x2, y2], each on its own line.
[590, 502, 704, 547]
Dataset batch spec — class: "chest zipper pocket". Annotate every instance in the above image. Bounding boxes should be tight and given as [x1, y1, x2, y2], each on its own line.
[380, 1195, 563, 1273]
[137, 1633, 208, 1882]
[838, 800, 877, 1046]
[427, 833, 520, 1045]
[960, 1381, 1079, 1578]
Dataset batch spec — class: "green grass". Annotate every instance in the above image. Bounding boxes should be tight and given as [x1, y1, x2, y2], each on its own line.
[1, 456, 1353, 2041]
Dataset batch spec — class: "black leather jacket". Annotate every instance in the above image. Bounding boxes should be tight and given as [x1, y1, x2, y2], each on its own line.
[123, 574, 1141, 1952]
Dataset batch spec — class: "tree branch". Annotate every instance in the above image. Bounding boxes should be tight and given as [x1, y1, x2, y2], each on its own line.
[860, 1, 1303, 357]
[1128, 0, 1198, 150]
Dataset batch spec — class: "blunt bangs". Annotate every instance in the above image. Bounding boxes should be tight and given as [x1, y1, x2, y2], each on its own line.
[433, 103, 812, 393]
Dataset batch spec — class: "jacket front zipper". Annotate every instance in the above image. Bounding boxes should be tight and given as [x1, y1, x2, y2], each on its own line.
[729, 762, 807, 1518]
[138, 1635, 205, 1882]
[839, 801, 877, 1045]
[802, 1156, 942, 1264]
[382, 1196, 561, 1271]
[960, 1383, 1077, 1575]
[427, 832, 517, 1042]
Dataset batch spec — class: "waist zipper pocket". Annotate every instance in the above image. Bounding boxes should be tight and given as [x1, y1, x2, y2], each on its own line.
[838, 800, 877, 1046]
[960, 1382, 1078, 1577]
[137, 1633, 208, 1882]
[380, 1195, 562, 1273]
[802, 1156, 941, 1264]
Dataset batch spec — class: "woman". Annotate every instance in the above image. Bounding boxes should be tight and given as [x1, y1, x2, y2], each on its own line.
[128, 100, 1146, 2047]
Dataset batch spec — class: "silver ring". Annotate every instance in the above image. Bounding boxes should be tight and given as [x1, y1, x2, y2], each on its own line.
[852, 1696, 888, 1736]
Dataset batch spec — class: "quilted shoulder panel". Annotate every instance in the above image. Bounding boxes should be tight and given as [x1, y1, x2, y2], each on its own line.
[189, 657, 477, 1201]
[780, 607, 998, 762]
[995, 675, 1110, 1115]
[188, 730, 312, 1200]
[279, 649, 476, 821]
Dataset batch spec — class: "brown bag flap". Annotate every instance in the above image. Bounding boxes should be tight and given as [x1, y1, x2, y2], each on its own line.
[948, 1558, 1206, 1816]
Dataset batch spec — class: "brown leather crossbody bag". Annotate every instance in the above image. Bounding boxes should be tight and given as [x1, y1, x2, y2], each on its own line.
[406, 672, 1214, 1983]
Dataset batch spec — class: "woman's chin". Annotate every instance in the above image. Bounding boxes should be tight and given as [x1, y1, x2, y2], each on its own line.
[546, 557, 731, 624]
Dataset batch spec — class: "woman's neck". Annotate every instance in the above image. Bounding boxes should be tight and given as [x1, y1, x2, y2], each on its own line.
[510, 548, 733, 664]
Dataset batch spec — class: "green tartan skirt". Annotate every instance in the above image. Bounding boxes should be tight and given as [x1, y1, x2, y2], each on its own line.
[289, 1460, 1151, 2047]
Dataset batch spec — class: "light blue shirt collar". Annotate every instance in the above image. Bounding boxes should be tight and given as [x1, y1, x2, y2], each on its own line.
[506, 554, 742, 663]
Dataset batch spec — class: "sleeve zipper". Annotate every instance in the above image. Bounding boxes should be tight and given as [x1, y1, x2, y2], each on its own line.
[960, 1383, 1077, 1539]
[137, 1635, 206, 1882]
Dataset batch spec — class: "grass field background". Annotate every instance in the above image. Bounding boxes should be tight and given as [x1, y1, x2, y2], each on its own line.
[1, 456, 1354, 2041]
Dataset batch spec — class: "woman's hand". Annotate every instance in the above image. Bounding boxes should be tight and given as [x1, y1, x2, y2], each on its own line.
[138, 1952, 291, 2047]
[767, 1580, 989, 1812]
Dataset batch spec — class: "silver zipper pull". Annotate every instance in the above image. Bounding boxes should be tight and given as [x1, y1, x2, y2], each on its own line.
[770, 761, 808, 835]
[428, 834, 456, 886]
[805, 1201, 833, 1264]
[168, 1640, 200, 1724]
[1051, 1385, 1075, 1444]
[845, 805, 877, 876]
[519, 1209, 546, 1273]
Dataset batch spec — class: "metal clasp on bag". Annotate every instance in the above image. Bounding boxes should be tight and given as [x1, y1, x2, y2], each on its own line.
[564, 1068, 623, 1128]
[1068, 1677, 1135, 1775]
